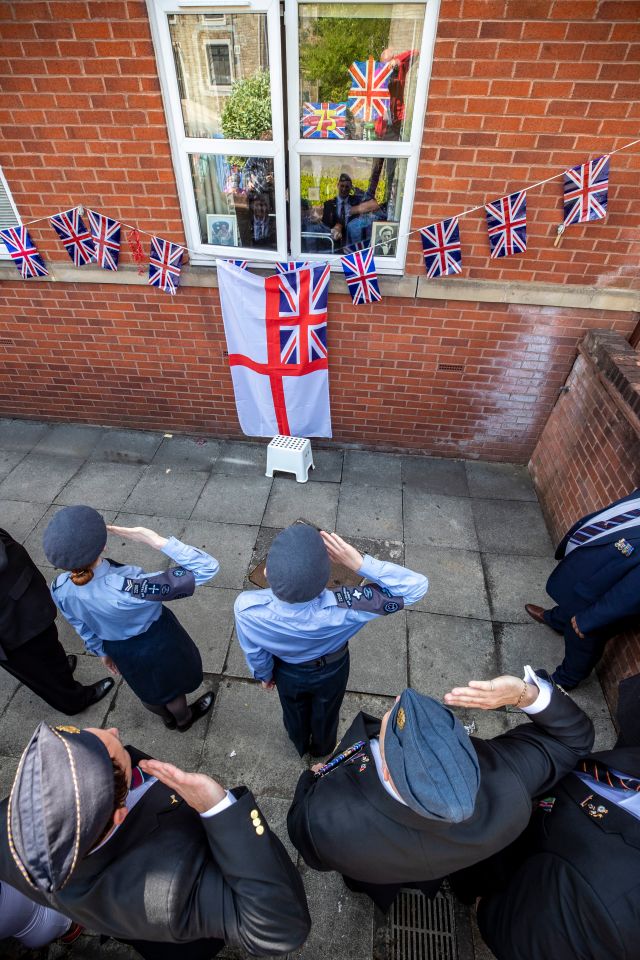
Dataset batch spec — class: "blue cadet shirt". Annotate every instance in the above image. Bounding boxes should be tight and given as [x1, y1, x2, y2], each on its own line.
[234, 554, 428, 682]
[51, 537, 219, 657]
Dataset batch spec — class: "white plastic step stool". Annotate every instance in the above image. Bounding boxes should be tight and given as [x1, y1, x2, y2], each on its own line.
[265, 435, 314, 483]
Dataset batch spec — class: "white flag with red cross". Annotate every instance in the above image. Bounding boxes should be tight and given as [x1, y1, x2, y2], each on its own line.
[217, 259, 332, 438]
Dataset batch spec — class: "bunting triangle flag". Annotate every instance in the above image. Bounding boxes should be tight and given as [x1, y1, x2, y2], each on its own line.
[0, 226, 49, 279]
[420, 217, 462, 278]
[49, 207, 95, 266]
[563, 155, 609, 226]
[341, 247, 382, 305]
[87, 209, 121, 271]
[485, 191, 527, 259]
[148, 236, 184, 295]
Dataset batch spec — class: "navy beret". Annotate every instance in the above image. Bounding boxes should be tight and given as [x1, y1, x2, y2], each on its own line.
[383, 688, 480, 823]
[267, 524, 330, 603]
[42, 505, 107, 570]
[8, 722, 115, 892]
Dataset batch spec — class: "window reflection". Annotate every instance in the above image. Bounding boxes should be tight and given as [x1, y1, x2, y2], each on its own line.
[190, 154, 277, 251]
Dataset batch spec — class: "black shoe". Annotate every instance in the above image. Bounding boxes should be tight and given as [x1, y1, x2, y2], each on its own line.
[177, 692, 215, 733]
[85, 677, 115, 707]
[67, 654, 78, 674]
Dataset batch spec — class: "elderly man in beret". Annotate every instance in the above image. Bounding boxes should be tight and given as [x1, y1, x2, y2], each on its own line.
[287, 667, 594, 910]
[0, 722, 311, 959]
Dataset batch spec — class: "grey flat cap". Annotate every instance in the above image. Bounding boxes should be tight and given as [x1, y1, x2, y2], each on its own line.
[42, 505, 107, 569]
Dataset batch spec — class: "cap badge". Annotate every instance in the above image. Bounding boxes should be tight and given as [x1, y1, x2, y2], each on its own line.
[55, 725, 80, 735]
[396, 707, 406, 730]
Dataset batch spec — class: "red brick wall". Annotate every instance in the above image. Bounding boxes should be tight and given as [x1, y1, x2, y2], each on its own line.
[529, 330, 640, 708]
[0, 2, 639, 455]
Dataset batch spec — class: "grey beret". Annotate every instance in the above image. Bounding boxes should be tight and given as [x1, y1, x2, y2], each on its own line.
[383, 688, 480, 823]
[8, 722, 115, 892]
[42, 505, 107, 569]
[267, 524, 330, 603]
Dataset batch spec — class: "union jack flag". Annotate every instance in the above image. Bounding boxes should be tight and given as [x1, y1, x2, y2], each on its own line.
[420, 217, 462, 278]
[485, 191, 527, 259]
[341, 247, 382, 306]
[226, 260, 249, 269]
[347, 58, 393, 122]
[276, 261, 310, 274]
[279, 320, 328, 364]
[49, 207, 95, 266]
[87, 209, 121, 271]
[278, 262, 330, 319]
[563, 155, 609, 226]
[302, 102, 347, 139]
[0, 226, 49, 279]
[148, 236, 184, 295]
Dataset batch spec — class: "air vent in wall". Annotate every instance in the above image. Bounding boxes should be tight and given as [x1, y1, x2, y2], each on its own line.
[437, 363, 464, 372]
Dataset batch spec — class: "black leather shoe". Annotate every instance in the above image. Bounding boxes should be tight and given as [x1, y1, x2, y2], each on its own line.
[177, 692, 215, 732]
[67, 654, 78, 674]
[85, 677, 115, 707]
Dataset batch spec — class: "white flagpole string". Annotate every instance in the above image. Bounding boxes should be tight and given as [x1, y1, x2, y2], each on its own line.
[14, 136, 640, 263]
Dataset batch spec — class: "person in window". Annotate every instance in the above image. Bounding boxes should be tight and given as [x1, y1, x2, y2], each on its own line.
[375, 48, 420, 141]
[237, 193, 277, 249]
[300, 199, 333, 254]
[376, 225, 398, 257]
[321, 173, 378, 253]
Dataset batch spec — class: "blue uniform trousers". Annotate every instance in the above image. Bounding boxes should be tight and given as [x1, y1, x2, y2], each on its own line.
[544, 606, 634, 689]
[273, 649, 350, 757]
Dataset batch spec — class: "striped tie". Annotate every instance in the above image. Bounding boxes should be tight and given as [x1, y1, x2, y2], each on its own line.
[580, 759, 640, 793]
[569, 506, 640, 547]
[130, 766, 149, 790]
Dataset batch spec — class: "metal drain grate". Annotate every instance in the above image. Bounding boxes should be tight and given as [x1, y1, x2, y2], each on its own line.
[386, 888, 458, 960]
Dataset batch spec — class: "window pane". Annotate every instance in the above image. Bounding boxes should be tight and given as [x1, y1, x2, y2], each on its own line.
[189, 154, 277, 250]
[168, 13, 271, 140]
[300, 155, 407, 256]
[298, 3, 424, 143]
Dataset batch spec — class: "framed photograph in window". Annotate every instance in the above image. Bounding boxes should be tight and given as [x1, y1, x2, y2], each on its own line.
[206, 214, 239, 247]
[371, 220, 399, 258]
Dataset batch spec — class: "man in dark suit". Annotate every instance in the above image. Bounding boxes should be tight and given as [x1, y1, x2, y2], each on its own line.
[460, 676, 640, 960]
[0, 722, 311, 959]
[236, 193, 277, 249]
[0, 528, 113, 713]
[322, 173, 377, 252]
[526, 487, 640, 689]
[287, 669, 594, 911]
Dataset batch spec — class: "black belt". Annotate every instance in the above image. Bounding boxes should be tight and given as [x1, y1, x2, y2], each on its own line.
[298, 643, 348, 669]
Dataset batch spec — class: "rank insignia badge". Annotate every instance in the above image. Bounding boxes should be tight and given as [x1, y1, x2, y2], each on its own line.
[396, 707, 406, 730]
[615, 538, 634, 556]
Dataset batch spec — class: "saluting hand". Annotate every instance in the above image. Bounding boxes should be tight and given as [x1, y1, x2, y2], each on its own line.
[106, 525, 168, 551]
[444, 675, 539, 711]
[320, 531, 364, 572]
[139, 759, 227, 813]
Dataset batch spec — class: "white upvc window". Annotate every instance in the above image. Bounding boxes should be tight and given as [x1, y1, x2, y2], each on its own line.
[0, 167, 21, 260]
[147, 0, 439, 271]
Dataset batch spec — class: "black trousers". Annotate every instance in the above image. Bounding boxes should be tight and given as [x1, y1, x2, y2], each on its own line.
[343, 874, 443, 913]
[1, 623, 94, 715]
[118, 937, 224, 959]
[544, 605, 632, 688]
[273, 649, 350, 757]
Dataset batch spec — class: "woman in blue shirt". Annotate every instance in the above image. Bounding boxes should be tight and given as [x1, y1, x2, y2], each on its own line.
[44, 506, 219, 732]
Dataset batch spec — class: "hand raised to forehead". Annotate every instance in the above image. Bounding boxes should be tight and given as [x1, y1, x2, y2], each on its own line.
[444, 675, 538, 711]
[139, 759, 226, 813]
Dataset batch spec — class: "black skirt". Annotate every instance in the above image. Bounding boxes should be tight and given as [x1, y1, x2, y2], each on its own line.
[103, 607, 203, 705]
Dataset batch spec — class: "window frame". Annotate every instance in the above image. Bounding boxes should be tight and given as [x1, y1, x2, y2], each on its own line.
[0, 166, 22, 261]
[147, 0, 289, 264]
[205, 39, 234, 89]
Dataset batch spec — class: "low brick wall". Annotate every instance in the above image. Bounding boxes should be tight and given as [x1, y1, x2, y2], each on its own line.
[529, 329, 640, 713]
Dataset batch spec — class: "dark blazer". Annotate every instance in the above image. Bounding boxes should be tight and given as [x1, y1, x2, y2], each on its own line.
[477, 746, 640, 960]
[0, 746, 311, 954]
[546, 488, 640, 634]
[235, 210, 277, 249]
[0, 529, 57, 658]
[321, 189, 367, 230]
[287, 684, 594, 886]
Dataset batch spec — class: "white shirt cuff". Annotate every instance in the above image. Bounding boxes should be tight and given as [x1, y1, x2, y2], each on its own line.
[519, 664, 553, 714]
[200, 791, 237, 818]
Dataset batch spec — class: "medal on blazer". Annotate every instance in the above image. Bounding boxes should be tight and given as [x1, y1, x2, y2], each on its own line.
[314, 740, 366, 778]
[615, 538, 634, 556]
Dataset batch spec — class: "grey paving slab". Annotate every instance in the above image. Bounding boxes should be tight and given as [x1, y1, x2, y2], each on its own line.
[0, 417, 51, 452]
[55, 609, 88, 655]
[0, 449, 26, 481]
[109, 512, 180, 570]
[104, 676, 213, 770]
[213, 440, 269, 476]
[0, 453, 83, 502]
[405, 544, 490, 620]
[55, 460, 146, 509]
[404, 490, 478, 549]
[152, 435, 222, 470]
[290, 867, 373, 960]
[570, 675, 616, 751]
[0, 657, 117, 756]
[407, 611, 497, 699]
[483, 553, 556, 623]
[181, 519, 258, 589]
[348, 611, 408, 696]
[0, 499, 49, 541]
[472, 499, 554, 557]
[193, 473, 272, 525]
[402, 455, 470, 497]
[496, 621, 565, 679]
[308, 447, 343, 483]
[337, 690, 395, 741]
[263, 477, 340, 531]
[342, 449, 402, 488]
[176, 587, 236, 674]
[203, 678, 306, 798]
[123, 465, 208, 519]
[23, 505, 118, 568]
[0, 667, 20, 714]
[32, 422, 104, 458]
[225, 627, 252, 679]
[465, 460, 537, 502]
[89, 428, 164, 464]
[337, 484, 403, 540]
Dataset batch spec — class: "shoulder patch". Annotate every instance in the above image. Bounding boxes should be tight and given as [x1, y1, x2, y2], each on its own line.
[333, 582, 405, 615]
